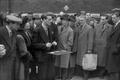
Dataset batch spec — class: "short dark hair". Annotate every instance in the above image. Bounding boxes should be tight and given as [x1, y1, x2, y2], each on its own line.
[41, 15, 47, 20]
[114, 12, 120, 17]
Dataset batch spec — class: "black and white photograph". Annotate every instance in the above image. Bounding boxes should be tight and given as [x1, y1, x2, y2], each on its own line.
[0, 0, 120, 80]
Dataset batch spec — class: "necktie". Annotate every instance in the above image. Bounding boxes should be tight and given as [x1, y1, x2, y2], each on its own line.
[61, 27, 64, 32]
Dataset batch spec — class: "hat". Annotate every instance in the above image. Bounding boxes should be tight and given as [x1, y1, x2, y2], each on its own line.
[6, 15, 22, 23]
[68, 15, 76, 22]
[112, 8, 120, 13]
[61, 15, 69, 21]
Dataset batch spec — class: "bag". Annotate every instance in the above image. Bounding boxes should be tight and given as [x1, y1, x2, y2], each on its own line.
[82, 53, 97, 70]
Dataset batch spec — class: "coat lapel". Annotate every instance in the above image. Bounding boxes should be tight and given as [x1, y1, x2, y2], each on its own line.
[10, 32, 16, 50]
[60, 26, 68, 35]
[101, 24, 108, 36]
[110, 22, 120, 37]
[1, 27, 12, 48]
[79, 24, 89, 37]
[39, 25, 49, 43]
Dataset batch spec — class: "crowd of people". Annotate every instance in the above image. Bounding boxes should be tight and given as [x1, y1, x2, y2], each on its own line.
[0, 9, 120, 80]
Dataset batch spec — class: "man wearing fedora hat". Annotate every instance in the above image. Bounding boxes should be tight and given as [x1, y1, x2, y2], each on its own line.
[0, 15, 23, 80]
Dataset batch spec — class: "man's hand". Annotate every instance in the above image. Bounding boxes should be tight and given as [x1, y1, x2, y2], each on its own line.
[46, 42, 52, 48]
[52, 41, 57, 46]
[0, 49, 6, 57]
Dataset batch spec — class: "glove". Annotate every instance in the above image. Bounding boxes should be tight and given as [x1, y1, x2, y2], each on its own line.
[46, 42, 52, 48]
[21, 52, 33, 63]
[52, 41, 57, 46]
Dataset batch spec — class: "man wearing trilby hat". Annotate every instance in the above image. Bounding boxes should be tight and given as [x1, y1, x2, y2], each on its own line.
[0, 15, 23, 80]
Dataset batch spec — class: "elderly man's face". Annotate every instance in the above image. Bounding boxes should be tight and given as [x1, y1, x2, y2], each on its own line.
[79, 17, 86, 26]
[9, 22, 20, 31]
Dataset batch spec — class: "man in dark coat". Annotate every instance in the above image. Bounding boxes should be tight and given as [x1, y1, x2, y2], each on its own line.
[31, 15, 57, 80]
[0, 15, 22, 80]
[106, 12, 120, 80]
[47, 15, 59, 45]
[94, 16, 113, 77]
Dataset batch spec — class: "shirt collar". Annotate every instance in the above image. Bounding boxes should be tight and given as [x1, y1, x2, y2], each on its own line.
[42, 23, 48, 31]
[115, 20, 120, 27]
[6, 25, 12, 34]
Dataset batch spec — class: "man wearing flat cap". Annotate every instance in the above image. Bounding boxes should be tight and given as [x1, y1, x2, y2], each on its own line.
[0, 15, 23, 80]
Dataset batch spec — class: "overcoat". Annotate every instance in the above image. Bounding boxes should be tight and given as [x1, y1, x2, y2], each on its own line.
[72, 24, 94, 66]
[16, 34, 32, 80]
[106, 22, 120, 73]
[31, 24, 56, 80]
[0, 27, 18, 80]
[94, 23, 112, 67]
[55, 26, 74, 68]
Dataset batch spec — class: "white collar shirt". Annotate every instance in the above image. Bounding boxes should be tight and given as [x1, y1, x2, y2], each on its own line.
[6, 25, 12, 37]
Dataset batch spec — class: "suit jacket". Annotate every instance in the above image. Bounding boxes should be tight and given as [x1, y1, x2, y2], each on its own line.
[72, 23, 94, 66]
[106, 22, 120, 73]
[49, 22, 59, 42]
[0, 27, 18, 80]
[31, 24, 55, 62]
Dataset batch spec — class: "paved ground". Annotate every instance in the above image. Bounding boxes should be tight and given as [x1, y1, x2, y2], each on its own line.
[56, 76, 107, 80]
[71, 76, 107, 80]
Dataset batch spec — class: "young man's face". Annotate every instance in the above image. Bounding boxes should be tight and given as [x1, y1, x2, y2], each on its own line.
[44, 16, 52, 26]
[112, 14, 119, 23]
[25, 22, 30, 30]
[100, 16, 107, 24]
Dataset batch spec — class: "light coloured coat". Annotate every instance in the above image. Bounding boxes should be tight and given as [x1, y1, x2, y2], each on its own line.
[72, 23, 94, 66]
[55, 25, 74, 68]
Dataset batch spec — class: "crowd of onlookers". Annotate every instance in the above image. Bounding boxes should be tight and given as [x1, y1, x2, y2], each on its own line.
[0, 9, 120, 80]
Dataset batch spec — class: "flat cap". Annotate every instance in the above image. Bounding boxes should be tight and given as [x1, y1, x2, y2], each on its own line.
[6, 15, 22, 23]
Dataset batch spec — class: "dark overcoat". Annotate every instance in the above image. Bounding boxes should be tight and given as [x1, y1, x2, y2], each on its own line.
[94, 23, 112, 67]
[31, 24, 56, 80]
[106, 22, 120, 73]
[0, 27, 18, 80]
